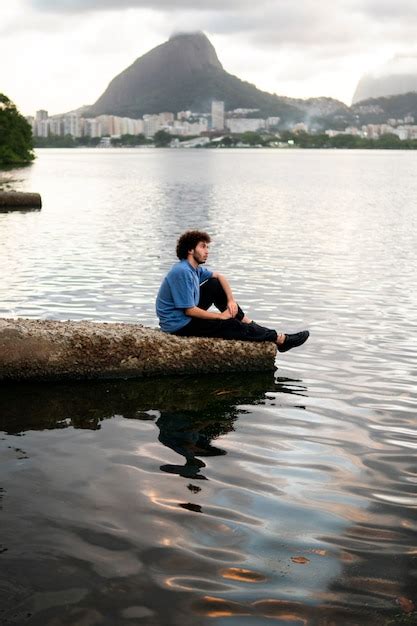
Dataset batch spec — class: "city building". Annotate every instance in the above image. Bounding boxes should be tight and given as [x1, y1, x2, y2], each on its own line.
[143, 114, 162, 137]
[159, 112, 175, 124]
[35, 110, 49, 137]
[63, 114, 82, 138]
[211, 100, 225, 130]
[49, 117, 64, 136]
[266, 117, 280, 129]
[84, 118, 102, 138]
[226, 118, 265, 133]
[177, 110, 192, 120]
[96, 115, 115, 136]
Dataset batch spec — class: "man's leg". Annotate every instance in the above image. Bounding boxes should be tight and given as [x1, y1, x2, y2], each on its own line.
[175, 318, 309, 350]
[174, 316, 278, 343]
[175, 277, 310, 350]
[198, 278, 245, 321]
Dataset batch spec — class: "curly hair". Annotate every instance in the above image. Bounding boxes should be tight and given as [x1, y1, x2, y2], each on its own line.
[176, 230, 211, 260]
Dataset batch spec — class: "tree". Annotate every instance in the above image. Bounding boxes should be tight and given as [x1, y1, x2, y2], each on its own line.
[153, 130, 172, 147]
[0, 93, 34, 166]
[377, 133, 402, 149]
[33, 134, 76, 148]
[240, 131, 265, 146]
[111, 133, 148, 147]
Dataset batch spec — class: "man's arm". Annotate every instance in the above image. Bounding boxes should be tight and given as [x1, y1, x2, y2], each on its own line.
[185, 272, 238, 319]
[212, 272, 238, 317]
[184, 306, 231, 320]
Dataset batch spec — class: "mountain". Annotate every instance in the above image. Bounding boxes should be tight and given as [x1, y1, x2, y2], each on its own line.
[85, 32, 347, 124]
[352, 55, 417, 104]
[351, 92, 417, 124]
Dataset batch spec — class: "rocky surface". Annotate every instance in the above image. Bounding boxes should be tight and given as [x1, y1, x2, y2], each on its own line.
[0, 318, 277, 382]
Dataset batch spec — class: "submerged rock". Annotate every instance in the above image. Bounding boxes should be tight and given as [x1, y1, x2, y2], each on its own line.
[0, 318, 276, 381]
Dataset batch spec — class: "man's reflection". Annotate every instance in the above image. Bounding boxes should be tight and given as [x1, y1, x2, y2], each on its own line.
[156, 412, 231, 480]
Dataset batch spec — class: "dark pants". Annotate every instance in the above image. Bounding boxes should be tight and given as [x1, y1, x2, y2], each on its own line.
[174, 278, 278, 343]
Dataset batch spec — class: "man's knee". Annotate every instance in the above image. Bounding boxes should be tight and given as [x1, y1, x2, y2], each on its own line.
[199, 277, 225, 303]
[204, 277, 221, 290]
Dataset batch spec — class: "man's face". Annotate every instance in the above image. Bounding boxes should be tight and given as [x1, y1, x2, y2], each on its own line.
[191, 240, 209, 264]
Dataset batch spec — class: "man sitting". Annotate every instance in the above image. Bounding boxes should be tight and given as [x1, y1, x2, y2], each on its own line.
[156, 230, 309, 352]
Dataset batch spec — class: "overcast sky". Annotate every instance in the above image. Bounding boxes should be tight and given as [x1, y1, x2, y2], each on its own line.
[2, 0, 417, 116]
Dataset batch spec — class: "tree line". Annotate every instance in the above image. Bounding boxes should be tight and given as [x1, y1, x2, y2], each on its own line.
[0, 93, 34, 167]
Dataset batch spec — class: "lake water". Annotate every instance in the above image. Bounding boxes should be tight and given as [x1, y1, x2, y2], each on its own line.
[1, 148, 417, 625]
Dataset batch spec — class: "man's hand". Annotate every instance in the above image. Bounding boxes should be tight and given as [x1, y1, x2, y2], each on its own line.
[219, 309, 233, 320]
[227, 300, 238, 317]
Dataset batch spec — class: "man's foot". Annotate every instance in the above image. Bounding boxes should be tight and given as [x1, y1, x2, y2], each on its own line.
[277, 330, 310, 353]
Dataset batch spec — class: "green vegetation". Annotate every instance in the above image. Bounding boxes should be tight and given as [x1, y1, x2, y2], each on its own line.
[213, 130, 417, 149]
[110, 133, 148, 147]
[153, 130, 172, 147]
[34, 133, 150, 148]
[34, 134, 102, 148]
[287, 131, 417, 149]
[0, 93, 34, 167]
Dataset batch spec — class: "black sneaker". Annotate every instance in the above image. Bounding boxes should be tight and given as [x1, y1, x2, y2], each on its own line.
[278, 330, 310, 353]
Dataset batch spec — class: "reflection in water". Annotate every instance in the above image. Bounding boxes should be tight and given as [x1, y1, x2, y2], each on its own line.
[1, 370, 415, 625]
[157, 411, 227, 481]
[0, 372, 281, 433]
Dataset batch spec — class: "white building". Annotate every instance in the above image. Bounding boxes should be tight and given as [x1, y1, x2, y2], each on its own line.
[266, 117, 280, 129]
[177, 110, 192, 120]
[37, 120, 49, 137]
[63, 114, 82, 137]
[172, 118, 208, 136]
[49, 117, 64, 136]
[35, 110, 48, 136]
[226, 118, 265, 133]
[36, 110, 48, 122]
[96, 115, 115, 136]
[159, 112, 175, 124]
[211, 100, 225, 130]
[143, 115, 162, 137]
[119, 117, 144, 135]
[84, 118, 102, 138]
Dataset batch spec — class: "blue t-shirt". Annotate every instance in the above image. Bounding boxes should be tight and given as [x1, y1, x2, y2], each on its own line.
[156, 260, 213, 332]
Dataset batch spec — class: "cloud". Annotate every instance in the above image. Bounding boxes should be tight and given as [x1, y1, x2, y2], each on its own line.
[21, 0, 417, 54]
[26, 0, 253, 12]
[354, 0, 417, 19]
[371, 54, 417, 78]
[5, 0, 417, 113]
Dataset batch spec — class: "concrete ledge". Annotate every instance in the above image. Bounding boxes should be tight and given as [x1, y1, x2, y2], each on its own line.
[0, 318, 277, 381]
[0, 192, 42, 211]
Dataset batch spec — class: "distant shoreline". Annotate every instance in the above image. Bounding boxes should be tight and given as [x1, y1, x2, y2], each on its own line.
[32, 144, 417, 151]
[32, 130, 417, 151]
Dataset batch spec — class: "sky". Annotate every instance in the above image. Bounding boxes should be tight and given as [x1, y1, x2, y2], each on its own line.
[2, 0, 417, 117]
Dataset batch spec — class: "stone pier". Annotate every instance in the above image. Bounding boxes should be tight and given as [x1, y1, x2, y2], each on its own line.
[0, 318, 277, 382]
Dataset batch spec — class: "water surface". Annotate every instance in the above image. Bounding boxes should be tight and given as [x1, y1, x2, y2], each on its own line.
[0, 149, 416, 625]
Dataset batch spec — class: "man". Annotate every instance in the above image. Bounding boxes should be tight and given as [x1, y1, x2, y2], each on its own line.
[156, 230, 309, 352]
